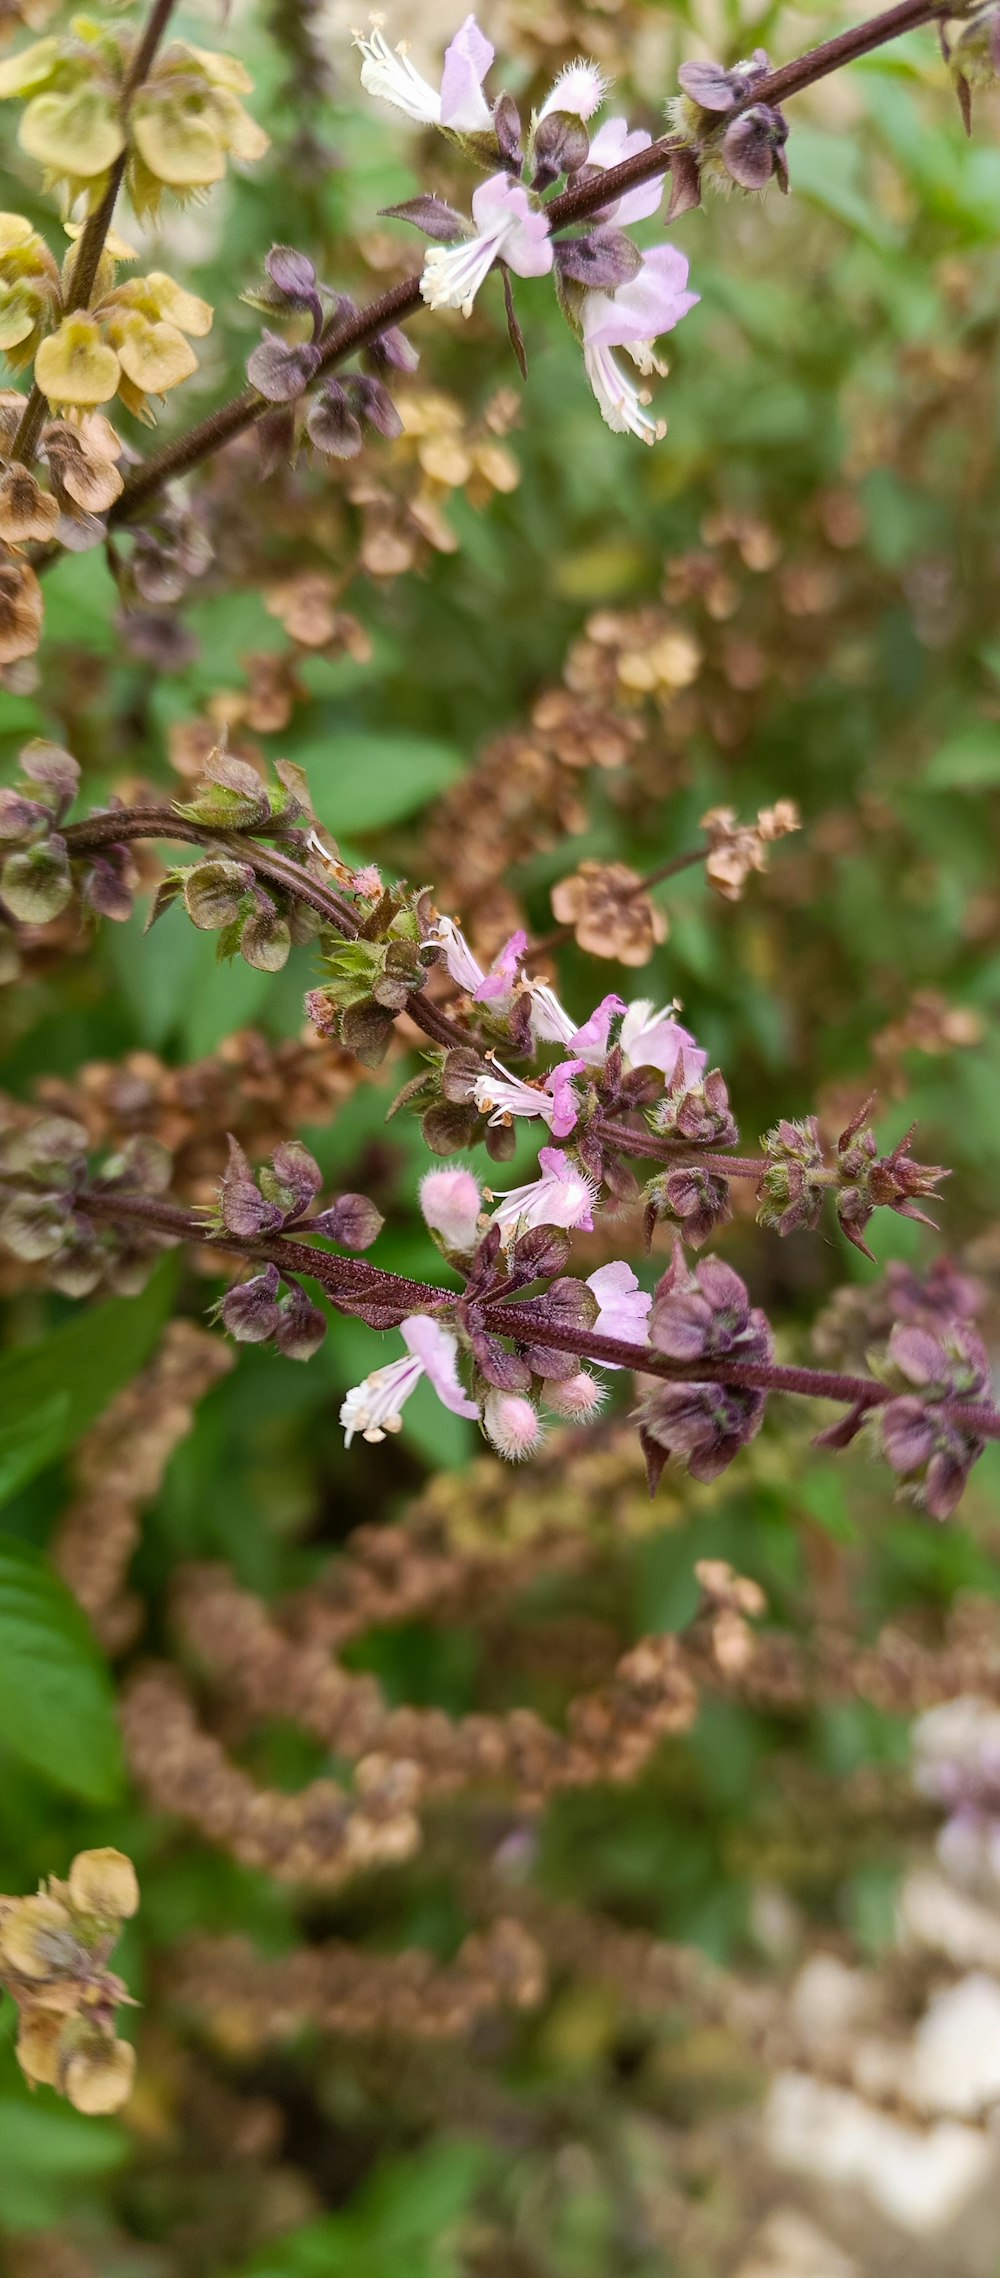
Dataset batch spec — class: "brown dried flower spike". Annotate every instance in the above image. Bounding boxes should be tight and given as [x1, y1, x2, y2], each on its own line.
[0, 1846, 139, 2114]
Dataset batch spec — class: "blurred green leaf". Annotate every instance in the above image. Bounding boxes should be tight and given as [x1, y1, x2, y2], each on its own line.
[0, 1258, 178, 1507]
[0, 1536, 122, 1799]
[289, 722, 464, 833]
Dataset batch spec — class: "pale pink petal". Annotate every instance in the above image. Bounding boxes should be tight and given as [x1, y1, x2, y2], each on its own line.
[401, 1315, 480, 1418]
[583, 245, 699, 349]
[440, 14, 494, 131]
[569, 993, 625, 1062]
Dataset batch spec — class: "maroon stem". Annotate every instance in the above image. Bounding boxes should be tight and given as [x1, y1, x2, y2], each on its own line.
[39, 1185, 1000, 1441]
[11, 0, 181, 467]
[101, 0, 947, 528]
[591, 1118, 766, 1176]
[62, 805, 471, 1051]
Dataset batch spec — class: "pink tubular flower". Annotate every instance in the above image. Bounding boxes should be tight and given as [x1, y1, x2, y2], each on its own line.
[355, 14, 494, 133]
[483, 1389, 543, 1459]
[473, 1056, 584, 1139]
[619, 999, 707, 1082]
[422, 175, 553, 317]
[430, 915, 525, 1001]
[587, 1261, 652, 1356]
[488, 1146, 598, 1242]
[339, 1314, 478, 1446]
[569, 993, 626, 1063]
[581, 245, 699, 442]
[587, 117, 667, 226]
[420, 1167, 482, 1251]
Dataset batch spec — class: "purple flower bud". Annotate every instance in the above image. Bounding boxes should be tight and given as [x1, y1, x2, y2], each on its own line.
[649, 1248, 773, 1367]
[306, 383, 364, 459]
[380, 195, 467, 243]
[220, 1134, 285, 1237]
[247, 332, 322, 403]
[0, 787, 46, 840]
[268, 1140, 323, 1217]
[350, 375, 404, 439]
[652, 1064, 737, 1149]
[556, 230, 643, 290]
[275, 1284, 328, 1361]
[311, 1192, 385, 1250]
[19, 738, 80, 816]
[644, 1167, 731, 1250]
[531, 107, 591, 190]
[265, 244, 320, 302]
[221, 1265, 282, 1344]
[721, 104, 789, 193]
[83, 853, 133, 923]
[639, 1380, 767, 1486]
[365, 323, 420, 374]
[493, 89, 523, 170]
[881, 1395, 939, 1476]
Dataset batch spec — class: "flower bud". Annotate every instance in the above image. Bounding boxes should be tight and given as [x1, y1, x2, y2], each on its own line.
[0, 1893, 81, 1981]
[0, 1189, 72, 1261]
[1, 838, 73, 923]
[247, 330, 321, 401]
[275, 1285, 328, 1361]
[221, 1265, 282, 1344]
[182, 857, 254, 932]
[544, 1369, 606, 1419]
[312, 1192, 385, 1250]
[306, 382, 363, 458]
[420, 1167, 482, 1252]
[483, 1391, 543, 1460]
[67, 1848, 139, 1924]
[240, 897, 291, 973]
[64, 2032, 136, 2116]
[644, 1166, 730, 1250]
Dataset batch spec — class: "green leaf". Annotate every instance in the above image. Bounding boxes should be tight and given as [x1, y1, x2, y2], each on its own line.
[0, 2089, 127, 2228]
[288, 721, 464, 834]
[791, 128, 899, 248]
[238, 2138, 491, 2277]
[923, 724, 1000, 788]
[0, 1535, 122, 1798]
[0, 1257, 177, 1507]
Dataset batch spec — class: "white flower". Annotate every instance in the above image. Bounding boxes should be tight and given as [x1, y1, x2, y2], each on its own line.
[488, 1145, 598, 1241]
[340, 1314, 478, 1445]
[422, 174, 553, 318]
[538, 59, 608, 121]
[582, 342, 666, 444]
[354, 13, 494, 132]
[581, 244, 699, 440]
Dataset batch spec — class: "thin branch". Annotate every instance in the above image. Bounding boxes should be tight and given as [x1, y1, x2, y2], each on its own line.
[27, 1181, 1000, 1441]
[102, 0, 948, 529]
[11, 0, 181, 466]
[62, 803, 474, 1050]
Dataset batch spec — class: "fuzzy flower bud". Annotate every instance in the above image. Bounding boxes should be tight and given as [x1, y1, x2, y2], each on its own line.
[544, 1370, 607, 1420]
[759, 1116, 827, 1238]
[644, 1166, 731, 1250]
[879, 1319, 991, 1519]
[420, 1167, 482, 1252]
[483, 1390, 544, 1460]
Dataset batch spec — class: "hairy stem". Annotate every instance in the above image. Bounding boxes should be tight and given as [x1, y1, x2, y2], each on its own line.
[102, 0, 948, 527]
[62, 804, 472, 1050]
[12, 0, 180, 466]
[33, 1184, 1000, 1441]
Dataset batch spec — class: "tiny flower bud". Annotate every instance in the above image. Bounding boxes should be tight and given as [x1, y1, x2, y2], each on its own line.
[312, 1192, 385, 1249]
[64, 2033, 136, 2116]
[1, 838, 73, 923]
[221, 1264, 282, 1344]
[483, 1390, 544, 1460]
[67, 1848, 139, 1924]
[420, 1167, 482, 1251]
[275, 1285, 328, 1361]
[545, 1369, 607, 1419]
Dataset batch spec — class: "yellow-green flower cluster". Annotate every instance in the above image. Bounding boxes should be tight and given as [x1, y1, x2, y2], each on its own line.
[0, 217, 214, 417]
[0, 1846, 139, 2115]
[0, 19, 268, 215]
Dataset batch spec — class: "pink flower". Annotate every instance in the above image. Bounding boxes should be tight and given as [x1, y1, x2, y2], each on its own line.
[582, 245, 700, 365]
[581, 245, 699, 442]
[587, 1261, 652, 1359]
[475, 928, 527, 1002]
[587, 116, 666, 226]
[422, 175, 553, 317]
[431, 916, 525, 1001]
[420, 1168, 482, 1251]
[473, 1056, 584, 1138]
[619, 1000, 706, 1082]
[355, 14, 494, 133]
[483, 1390, 543, 1459]
[569, 993, 626, 1063]
[340, 1314, 478, 1446]
[489, 1146, 598, 1241]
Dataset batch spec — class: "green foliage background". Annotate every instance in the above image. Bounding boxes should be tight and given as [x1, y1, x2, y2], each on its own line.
[0, 0, 999, 2268]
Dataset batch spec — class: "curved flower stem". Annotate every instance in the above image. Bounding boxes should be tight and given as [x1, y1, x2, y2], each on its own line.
[61, 804, 472, 1052]
[11, 0, 181, 468]
[100, 0, 948, 530]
